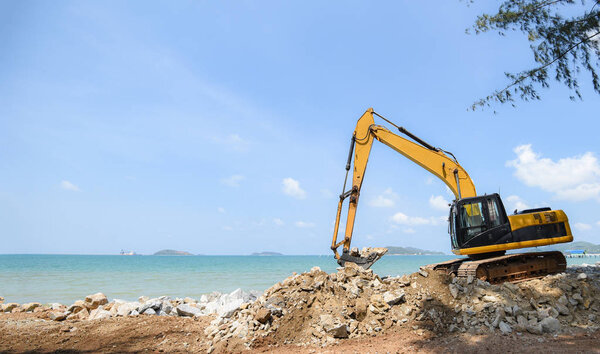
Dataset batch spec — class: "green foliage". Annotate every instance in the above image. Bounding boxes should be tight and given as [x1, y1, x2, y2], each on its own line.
[468, 0, 600, 110]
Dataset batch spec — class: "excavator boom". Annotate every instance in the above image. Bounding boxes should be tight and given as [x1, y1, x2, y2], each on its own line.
[331, 108, 476, 265]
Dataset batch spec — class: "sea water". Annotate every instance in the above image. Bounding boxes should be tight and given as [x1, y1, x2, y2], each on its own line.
[0, 254, 594, 304]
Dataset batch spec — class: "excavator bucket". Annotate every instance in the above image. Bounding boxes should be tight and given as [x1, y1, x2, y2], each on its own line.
[337, 247, 388, 270]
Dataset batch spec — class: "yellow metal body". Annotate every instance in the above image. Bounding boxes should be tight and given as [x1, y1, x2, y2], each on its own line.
[452, 209, 573, 255]
[331, 108, 477, 259]
[451, 235, 573, 255]
[331, 108, 573, 260]
[508, 209, 570, 232]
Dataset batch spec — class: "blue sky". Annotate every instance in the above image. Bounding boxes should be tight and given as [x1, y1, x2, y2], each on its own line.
[1, 1, 598, 255]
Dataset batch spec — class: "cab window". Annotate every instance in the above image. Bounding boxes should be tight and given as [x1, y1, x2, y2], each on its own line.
[487, 198, 502, 228]
[449, 208, 458, 248]
[459, 201, 486, 241]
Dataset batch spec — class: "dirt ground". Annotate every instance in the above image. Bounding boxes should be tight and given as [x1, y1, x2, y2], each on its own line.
[1, 312, 599, 353]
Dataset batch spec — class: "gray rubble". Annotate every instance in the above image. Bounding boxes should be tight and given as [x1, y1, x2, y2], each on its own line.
[0, 288, 260, 323]
[204, 262, 600, 351]
[2, 261, 599, 351]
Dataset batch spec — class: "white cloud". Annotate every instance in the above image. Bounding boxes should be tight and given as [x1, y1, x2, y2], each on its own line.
[222, 226, 233, 231]
[221, 174, 245, 187]
[390, 212, 445, 226]
[597, 221, 600, 227]
[507, 145, 600, 202]
[554, 184, 600, 202]
[574, 223, 592, 231]
[217, 207, 225, 213]
[212, 133, 249, 151]
[273, 218, 285, 226]
[295, 221, 315, 228]
[506, 195, 530, 212]
[368, 188, 397, 208]
[403, 228, 416, 234]
[282, 178, 306, 199]
[391, 212, 431, 226]
[429, 195, 449, 211]
[60, 180, 81, 192]
[369, 195, 395, 208]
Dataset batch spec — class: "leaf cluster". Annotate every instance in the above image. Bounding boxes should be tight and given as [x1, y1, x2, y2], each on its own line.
[469, 0, 600, 110]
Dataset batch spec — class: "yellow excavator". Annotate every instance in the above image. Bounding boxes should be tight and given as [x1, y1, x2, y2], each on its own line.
[331, 108, 573, 283]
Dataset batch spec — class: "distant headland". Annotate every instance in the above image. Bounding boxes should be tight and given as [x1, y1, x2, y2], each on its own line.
[385, 246, 445, 255]
[251, 251, 283, 256]
[533, 241, 600, 254]
[153, 249, 193, 256]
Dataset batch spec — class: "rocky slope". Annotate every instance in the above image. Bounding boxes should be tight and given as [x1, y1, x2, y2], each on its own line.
[205, 262, 600, 352]
[2, 262, 599, 352]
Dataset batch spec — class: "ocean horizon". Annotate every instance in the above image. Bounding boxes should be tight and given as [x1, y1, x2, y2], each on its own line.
[1, 254, 594, 305]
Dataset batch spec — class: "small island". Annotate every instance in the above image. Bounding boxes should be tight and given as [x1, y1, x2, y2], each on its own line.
[153, 249, 193, 256]
[251, 251, 283, 256]
[534, 241, 600, 254]
[385, 246, 445, 255]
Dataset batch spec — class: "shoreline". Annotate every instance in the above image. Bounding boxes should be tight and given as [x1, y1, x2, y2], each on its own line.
[1, 255, 595, 305]
[0, 254, 459, 305]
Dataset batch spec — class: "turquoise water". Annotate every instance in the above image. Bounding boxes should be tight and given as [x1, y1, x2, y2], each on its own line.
[0, 254, 595, 304]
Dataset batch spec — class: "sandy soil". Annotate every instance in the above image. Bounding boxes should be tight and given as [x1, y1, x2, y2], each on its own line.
[1, 312, 599, 353]
[255, 328, 600, 353]
[0, 312, 210, 353]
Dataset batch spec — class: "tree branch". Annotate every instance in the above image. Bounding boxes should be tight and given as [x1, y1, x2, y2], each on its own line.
[472, 29, 600, 110]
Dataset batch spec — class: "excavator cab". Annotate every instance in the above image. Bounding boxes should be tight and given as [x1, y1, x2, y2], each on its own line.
[449, 192, 572, 260]
[449, 194, 511, 259]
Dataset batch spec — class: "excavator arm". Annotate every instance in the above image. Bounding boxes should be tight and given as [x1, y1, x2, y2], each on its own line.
[331, 108, 477, 266]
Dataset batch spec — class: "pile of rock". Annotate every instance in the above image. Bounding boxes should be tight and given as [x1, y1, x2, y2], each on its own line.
[0, 301, 48, 314]
[206, 262, 600, 351]
[1, 289, 260, 322]
[3, 260, 599, 352]
[204, 264, 413, 351]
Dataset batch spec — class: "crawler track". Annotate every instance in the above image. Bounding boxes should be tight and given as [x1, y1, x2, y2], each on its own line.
[428, 251, 566, 284]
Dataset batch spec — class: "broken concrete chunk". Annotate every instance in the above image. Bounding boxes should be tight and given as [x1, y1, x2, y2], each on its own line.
[89, 308, 111, 320]
[540, 317, 561, 333]
[176, 304, 201, 317]
[22, 302, 42, 312]
[499, 321, 512, 335]
[449, 284, 459, 299]
[49, 311, 68, 321]
[254, 308, 271, 324]
[84, 293, 108, 310]
[383, 291, 405, 306]
[328, 324, 349, 338]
